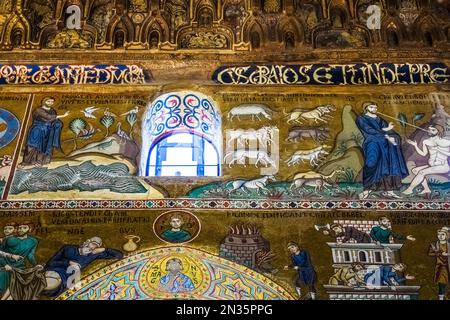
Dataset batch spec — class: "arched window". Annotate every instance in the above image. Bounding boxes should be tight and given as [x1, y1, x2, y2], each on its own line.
[250, 31, 261, 49]
[11, 29, 23, 48]
[343, 251, 351, 262]
[358, 251, 368, 262]
[140, 91, 222, 177]
[114, 29, 125, 48]
[198, 7, 213, 28]
[374, 251, 382, 263]
[387, 30, 399, 47]
[149, 30, 160, 49]
[284, 31, 295, 49]
[331, 8, 347, 28]
[424, 31, 433, 47]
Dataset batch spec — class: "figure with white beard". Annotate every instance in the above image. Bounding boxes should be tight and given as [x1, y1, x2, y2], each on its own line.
[42, 237, 123, 297]
[403, 125, 450, 195]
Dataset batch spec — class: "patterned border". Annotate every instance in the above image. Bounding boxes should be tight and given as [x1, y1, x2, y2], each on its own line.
[0, 199, 448, 210]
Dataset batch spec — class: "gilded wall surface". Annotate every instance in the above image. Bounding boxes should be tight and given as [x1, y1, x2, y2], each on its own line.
[0, 0, 449, 301]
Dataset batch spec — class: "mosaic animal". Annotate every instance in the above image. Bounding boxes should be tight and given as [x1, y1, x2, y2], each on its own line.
[224, 149, 276, 167]
[290, 178, 332, 192]
[285, 104, 336, 124]
[285, 146, 329, 166]
[81, 106, 99, 119]
[291, 170, 342, 181]
[104, 108, 118, 118]
[121, 106, 139, 117]
[228, 175, 276, 194]
[116, 122, 131, 141]
[79, 139, 114, 152]
[228, 104, 273, 121]
[286, 127, 330, 142]
[290, 170, 343, 192]
[227, 126, 275, 147]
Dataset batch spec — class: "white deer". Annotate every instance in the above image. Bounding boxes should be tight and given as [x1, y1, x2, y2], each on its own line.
[227, 175, 276, 194]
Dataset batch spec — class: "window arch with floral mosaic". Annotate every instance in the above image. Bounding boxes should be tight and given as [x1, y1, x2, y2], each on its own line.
[140, 91, 222, 177]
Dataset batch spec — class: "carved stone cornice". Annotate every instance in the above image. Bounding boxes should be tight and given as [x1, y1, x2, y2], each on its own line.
[0, 48, 447, 64]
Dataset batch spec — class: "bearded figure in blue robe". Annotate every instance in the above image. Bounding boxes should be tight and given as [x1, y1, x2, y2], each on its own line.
[356, 102, 408, 199]
[21, 97, 69, 166]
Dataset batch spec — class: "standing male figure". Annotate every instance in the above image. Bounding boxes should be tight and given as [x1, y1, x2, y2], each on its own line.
[0, 222, 39, 296]
[0, 222, 21, 260]
[404, 125, 450, 195]
[370, 216, 415, 245]
[356, 102, 409, 199]
[428, 227, 450, 300]
[284, 242, 318, 300]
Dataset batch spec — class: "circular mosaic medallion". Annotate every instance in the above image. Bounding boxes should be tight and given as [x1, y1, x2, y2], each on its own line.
[153, 210, 201, 244]
[0, 108, 19, 149]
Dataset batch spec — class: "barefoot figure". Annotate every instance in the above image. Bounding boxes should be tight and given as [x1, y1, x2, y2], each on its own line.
[355, 102, 408, 199]
[21, 97, 69, 166]
[403, 125, 450, 195]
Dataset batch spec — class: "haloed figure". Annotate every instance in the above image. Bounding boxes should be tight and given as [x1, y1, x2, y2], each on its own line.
[159, 258, 195, 293]
[21, 97, 69, 166]
[356, 102, 408, 199]
[284, 242, 318, 300]
[404, 125, 450, 195]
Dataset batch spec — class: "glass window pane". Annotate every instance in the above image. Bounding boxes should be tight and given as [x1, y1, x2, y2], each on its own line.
[166, 133, 193, 143]
[164, 148, 196, 165]
[161, 165, 198, 176]
[204, 143, 219, 165]
[148, 133, 220, 177]
[149, 147, 157, 166]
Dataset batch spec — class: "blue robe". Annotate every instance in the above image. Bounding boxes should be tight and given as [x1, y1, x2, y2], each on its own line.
[23, 107, 63, 165]
[43, 245, 123, 297]
[356, 114, 408, 190]
[290, 251, 317, 287]
[159, 272, 195, 293]
[364, 265, 406, 286]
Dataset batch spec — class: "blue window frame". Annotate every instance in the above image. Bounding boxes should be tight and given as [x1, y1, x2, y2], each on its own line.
[147, 132, 220, 177]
